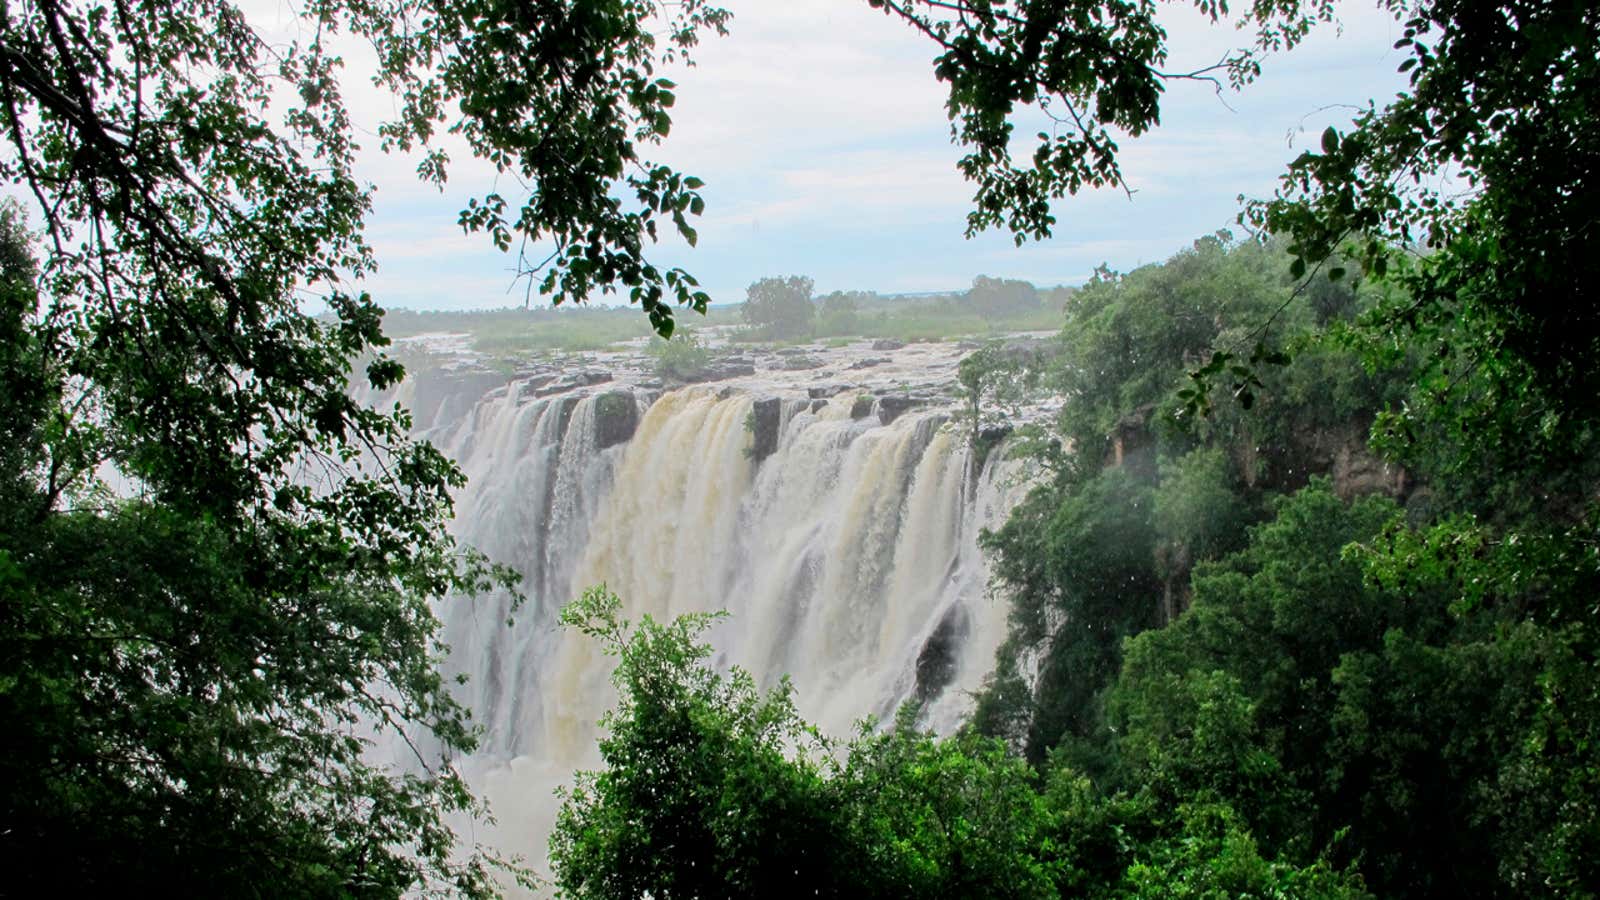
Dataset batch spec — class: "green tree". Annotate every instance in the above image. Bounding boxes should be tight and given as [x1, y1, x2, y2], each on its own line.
[955, 339, 1043, 455]
[741, 275, 816, 341]
[550, 587, 844, 898]
[649, 329, 714, 382]
[1103, 483, 1600, 897]
[967, 275, 1039, 319]
[0, 198, 522, 893]
[983, 467, 1162, 761]
[0, 0, 735, 889]
[554, 588, 1067, 900]
[816, 290, 865, 336]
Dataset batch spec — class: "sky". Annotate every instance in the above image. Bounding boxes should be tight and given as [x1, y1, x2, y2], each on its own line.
[315, 0, 1412, 311]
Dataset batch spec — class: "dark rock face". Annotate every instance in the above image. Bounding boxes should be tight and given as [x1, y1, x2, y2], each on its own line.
[850, 394, 876, 420]
[914, 604, 970, 703]
[979, 425, 1013, 444]
[781, 355, 824, 371]
[871, 339, 905, 351]
[592, 390, 639, 449]
[808, 384, 850, 399]
[532, 369, 613, 398]
[876, 395, 926, 425]
[747, 397, 783, 465]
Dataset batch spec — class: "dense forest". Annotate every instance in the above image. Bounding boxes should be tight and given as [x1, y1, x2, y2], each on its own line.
[551, 233, 1598, 897]
[2, 0, 1596, 896]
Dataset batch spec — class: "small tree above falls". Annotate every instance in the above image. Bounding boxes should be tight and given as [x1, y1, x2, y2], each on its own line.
[741, 276, 816, 341]
[968, 275, 1040, 319]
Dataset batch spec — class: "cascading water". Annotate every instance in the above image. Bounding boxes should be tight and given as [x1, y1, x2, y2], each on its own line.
[382, 335, 1040, 885]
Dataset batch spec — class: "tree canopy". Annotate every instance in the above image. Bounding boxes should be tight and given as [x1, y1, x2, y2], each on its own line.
[0, 0, 734, 890]
[740, 275, 816, 341]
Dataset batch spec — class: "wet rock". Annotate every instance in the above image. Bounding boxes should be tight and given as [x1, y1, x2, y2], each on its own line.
[747, 397, 783, 465]
[592, 390, 639, 449]
[807, 385, 850, 399]
[914, 604, 969, 703]
[680, 362, 756, 383]
[781, 355, 824, 371]
[870, 339, 905, 351]
[848, 357, 890, 370]
[849, 394, 876, 419]
[876, 395, 926, 425]
[532, 369, 612, 397]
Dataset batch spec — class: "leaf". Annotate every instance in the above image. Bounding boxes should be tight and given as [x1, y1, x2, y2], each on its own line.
[1321, 126, 1339, 155]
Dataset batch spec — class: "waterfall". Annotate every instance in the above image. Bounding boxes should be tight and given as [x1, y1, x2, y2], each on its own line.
[384, 344, 1037, 883]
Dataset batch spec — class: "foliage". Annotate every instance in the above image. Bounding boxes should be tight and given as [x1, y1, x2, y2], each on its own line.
[1051, 232, 1295, 462]
[974, 235, 1395, 764]
[955, 338, 1048, 456]
[740, 275, 816, 341]
[815, 290, 866, 336]
[967, 275, 1040, 319]
[1099, 483, 1600, 897]
[1120, 803, 1370, 900]
[984, 467, 1160, 761]
[0, 195, 520, 895]
[648, 329, 713, 382]
[550, 587, 841, 898]
[552, 587, 1372, 899]
[1152, 448, 1248, 573]
[870, 0, 1339, 242]
[550, 587, 1062, 900]
[835, 713, 1061, 900]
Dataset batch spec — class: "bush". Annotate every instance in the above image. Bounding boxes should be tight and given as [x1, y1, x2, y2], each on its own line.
[650, 330, 712, 381]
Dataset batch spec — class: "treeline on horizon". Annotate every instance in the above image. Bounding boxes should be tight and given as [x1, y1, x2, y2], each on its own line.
[549, 232, 1600, 899]
[378, 274, 1075, 354]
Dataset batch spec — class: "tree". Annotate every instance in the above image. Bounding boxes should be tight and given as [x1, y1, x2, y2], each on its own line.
[550, 587, 845, 899]
[816, 290, 865, 336]
[552, 587, 1067, 900]
[649, 329, 713, 382]
[741, 275, 816, 341]
[0, 0, 734, 888]
[955, 339, 1043, 456]
[0, 197, 522, 895]
[967, 275, 1039, 319]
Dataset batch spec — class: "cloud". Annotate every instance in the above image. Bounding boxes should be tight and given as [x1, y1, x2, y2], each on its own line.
[246, 0, 1417, 311]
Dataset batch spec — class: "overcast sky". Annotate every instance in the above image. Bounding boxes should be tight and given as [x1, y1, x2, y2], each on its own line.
[331, 0, 1410, 311]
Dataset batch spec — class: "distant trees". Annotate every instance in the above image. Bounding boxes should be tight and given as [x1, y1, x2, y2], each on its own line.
[741, 276, 816, 340]
[967, 275, 1040, 318]
[815, 290, 868, 336]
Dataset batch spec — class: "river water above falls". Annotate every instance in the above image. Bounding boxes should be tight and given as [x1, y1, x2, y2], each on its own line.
[379, 333, 1045, 883]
